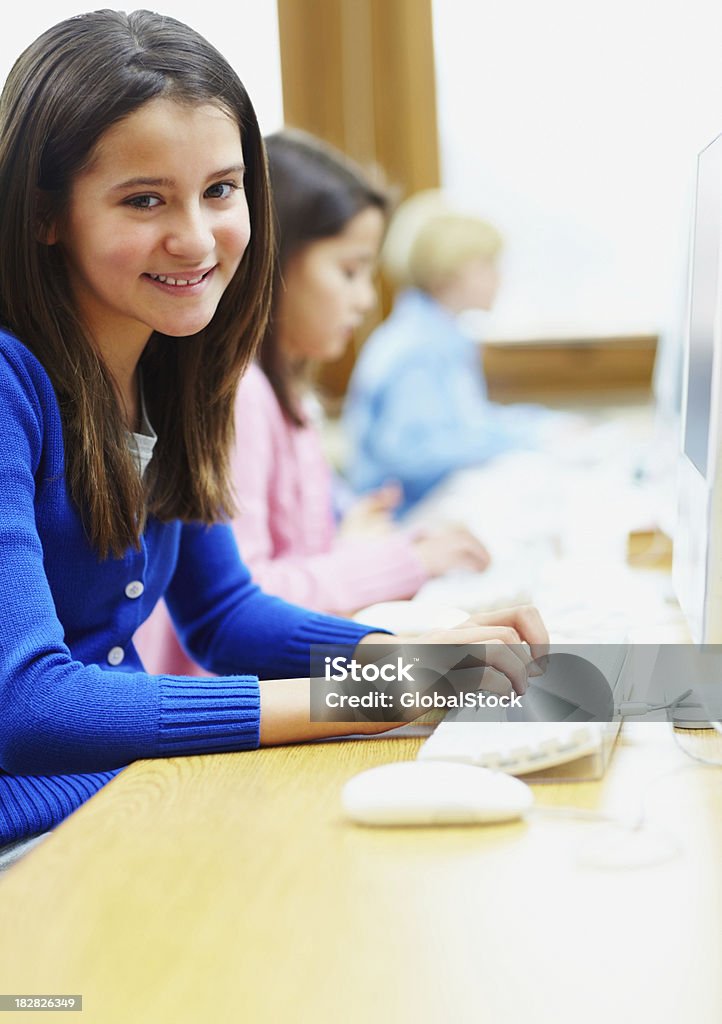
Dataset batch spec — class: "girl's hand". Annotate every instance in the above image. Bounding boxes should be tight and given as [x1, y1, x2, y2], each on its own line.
[413, 523, 491, 576]
[337, 483, 403, 538]
[357, 604, 549, 696]
[259, 607, 549, 746]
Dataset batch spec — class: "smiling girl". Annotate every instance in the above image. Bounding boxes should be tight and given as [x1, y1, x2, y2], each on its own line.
[0, 10, 547, 862]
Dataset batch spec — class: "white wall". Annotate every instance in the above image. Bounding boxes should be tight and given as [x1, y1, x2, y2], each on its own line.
[0, 2, 284, 136]
[433, 0, 722, 344]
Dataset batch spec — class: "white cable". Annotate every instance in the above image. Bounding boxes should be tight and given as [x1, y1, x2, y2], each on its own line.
[617, 687, 694, 718]
[530, 756, 715, 869]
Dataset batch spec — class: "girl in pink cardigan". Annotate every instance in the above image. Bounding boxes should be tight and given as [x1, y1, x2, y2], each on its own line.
[136, 130, 489, 674]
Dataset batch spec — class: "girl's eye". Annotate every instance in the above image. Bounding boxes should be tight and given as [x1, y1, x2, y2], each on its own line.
[205, 181, 239, 200]
[125, 194, 161, 210]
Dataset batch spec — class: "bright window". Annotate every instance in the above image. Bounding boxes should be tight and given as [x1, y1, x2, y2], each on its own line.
[432, 0, 722, 342]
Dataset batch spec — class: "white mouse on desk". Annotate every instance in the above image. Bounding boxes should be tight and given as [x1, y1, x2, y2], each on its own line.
[342, 760, 534, 827]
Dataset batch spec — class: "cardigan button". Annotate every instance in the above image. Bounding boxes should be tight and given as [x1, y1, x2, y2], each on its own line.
[125, 580, 144, 599]
[107, 646, 125, 666]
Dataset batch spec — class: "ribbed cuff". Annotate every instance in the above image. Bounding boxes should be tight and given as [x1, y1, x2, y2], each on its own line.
[157, 676, 261, 755]
[0, 768, 122, 845]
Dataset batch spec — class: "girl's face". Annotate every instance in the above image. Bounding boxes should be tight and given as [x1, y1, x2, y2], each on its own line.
[277, 206, 384, 362]
[49, 97, 250, 365]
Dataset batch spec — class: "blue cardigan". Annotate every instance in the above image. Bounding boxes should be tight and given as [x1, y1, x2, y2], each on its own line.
[0, 330, 378, 845]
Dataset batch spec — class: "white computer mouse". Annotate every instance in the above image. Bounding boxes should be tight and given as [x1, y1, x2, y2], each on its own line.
[342, 760, 534, 827]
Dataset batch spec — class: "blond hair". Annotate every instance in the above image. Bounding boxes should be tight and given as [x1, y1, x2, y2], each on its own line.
[381, 189, 502, 294]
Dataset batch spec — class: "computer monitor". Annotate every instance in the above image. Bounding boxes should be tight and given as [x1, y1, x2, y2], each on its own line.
[673, 131, 722, 644]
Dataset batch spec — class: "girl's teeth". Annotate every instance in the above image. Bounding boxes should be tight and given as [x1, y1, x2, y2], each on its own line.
[149, 273, 205, 286]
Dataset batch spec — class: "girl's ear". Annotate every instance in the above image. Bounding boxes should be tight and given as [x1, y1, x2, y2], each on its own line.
[37, 222, 58, 245]
[35, 191, 59, 245]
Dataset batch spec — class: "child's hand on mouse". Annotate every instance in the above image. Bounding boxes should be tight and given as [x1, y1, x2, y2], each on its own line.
[412, 523, 491, 576]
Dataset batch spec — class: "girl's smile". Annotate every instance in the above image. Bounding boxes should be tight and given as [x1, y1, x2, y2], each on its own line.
[143, 266, 217, 292]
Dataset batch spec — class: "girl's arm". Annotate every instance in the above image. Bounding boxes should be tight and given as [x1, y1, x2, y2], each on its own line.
[229, 365, 428, 614]
[238, 535, 429, 616]
[162, 521, 385, 680]
[258, 679, 391, 746]
[259, 605, 550, 746]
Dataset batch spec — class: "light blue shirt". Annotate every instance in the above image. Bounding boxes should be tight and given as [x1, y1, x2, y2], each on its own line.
[343, 289, 546, 512]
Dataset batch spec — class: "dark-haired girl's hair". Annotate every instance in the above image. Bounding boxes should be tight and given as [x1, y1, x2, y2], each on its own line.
[0, 9, 273, 558]
[261, 129, 388, 425]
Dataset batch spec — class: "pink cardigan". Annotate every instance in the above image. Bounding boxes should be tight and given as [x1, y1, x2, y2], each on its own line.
[135, 364, 427, 675]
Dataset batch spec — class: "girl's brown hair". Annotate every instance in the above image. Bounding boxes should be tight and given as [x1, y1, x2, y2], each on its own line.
[0, 9, 273, 558]
[261, 129, 388, 426]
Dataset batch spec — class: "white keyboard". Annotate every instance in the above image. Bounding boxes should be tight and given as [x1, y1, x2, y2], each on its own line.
[417, 719, 608, 775]
[417, 643, 635, 777]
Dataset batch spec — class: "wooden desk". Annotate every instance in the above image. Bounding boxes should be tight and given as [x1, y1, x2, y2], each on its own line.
[1, 724, 721, 1024]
